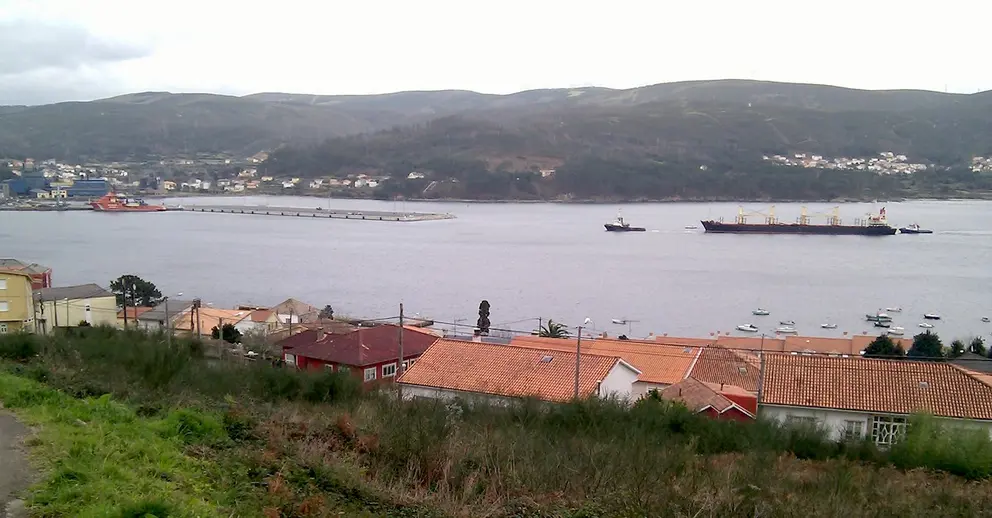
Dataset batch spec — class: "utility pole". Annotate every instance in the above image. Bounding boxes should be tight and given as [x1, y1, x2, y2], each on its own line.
[52, 297, 58, 329]
[164, 297, 171, 347]
[121, 289, 128, 329]
[398, 303, 405, 399]
[574, 326, 583, 399]
[757, 352, 766, 406]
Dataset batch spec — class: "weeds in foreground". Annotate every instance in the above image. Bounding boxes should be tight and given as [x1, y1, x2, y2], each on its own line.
[5, 329, 992, 516]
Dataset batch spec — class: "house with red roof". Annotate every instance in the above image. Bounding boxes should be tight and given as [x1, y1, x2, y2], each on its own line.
[398, 339, 641, 404]
[279, 324, 439, 384]
[658, 378, 755, 421]
[759, 353, 992, 445]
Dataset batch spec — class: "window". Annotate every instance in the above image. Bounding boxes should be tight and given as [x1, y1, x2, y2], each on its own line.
[871, 415, 908, 446]
[364, 367, 377, 382]
[0, 301, 8, 312]
[324, 364, 334, 371]
[842, 420, 865, 440]
[284, 353, 296, 366]
[382, 362, 397, 378]
[0, 323, 7, 334]
[0, 279, 7, 290]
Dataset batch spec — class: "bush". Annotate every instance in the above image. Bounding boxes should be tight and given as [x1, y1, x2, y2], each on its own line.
[888, 414, 992, 480]
[0, 333, 40, 361]
[155, 408, 229, 446]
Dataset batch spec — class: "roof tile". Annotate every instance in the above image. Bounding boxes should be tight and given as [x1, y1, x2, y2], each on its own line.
[281, 324, 438, 367]
[761, 354, 992, 420]
[399, 339, 623, 402]
[510, 336, 697, 385]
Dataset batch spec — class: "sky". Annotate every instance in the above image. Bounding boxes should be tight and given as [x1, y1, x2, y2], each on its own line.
[0, 0, 989, 105]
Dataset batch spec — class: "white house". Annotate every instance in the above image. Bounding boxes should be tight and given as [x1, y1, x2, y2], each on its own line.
[759, 354, 992, 445]
[270, 298, 318, 324]
[398, 339, 641, 404]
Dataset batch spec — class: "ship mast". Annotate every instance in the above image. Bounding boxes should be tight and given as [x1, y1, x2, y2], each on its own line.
[800, 206, 808, 225]
[736, 206, 746, 224]
[829, 207, 840, 226]
[767, 206, 776, 224]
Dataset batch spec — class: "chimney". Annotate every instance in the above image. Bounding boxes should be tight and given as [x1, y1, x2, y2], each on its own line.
[316, 326, 325, 341]
[472, 333, 482, 343]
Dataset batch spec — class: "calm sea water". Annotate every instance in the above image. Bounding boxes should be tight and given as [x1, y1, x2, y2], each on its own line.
[3, 196, 991, 342]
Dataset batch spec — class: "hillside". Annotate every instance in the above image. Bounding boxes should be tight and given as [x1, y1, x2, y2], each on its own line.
[4, 80, 992, 166]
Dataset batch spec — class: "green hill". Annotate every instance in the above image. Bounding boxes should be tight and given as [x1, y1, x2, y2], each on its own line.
[4, 80, 992, 200]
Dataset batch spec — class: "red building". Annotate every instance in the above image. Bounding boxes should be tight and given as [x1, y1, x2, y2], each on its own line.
[0, 258, 52, 290]
[658, 377, 756, 422]
[279, 324, 439, 384]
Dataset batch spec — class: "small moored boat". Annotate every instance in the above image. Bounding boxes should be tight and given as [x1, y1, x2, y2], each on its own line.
[885, 307, 902, 313]
[752, 309, 770, 316]
[919, 322, 934, 329]
[736, 324, 759, 332]
[887, 326, 905, 336]
[983, 317, 991, 323]
[924, 313, 941, 320]
[821, 323, 838, 329]
[779, 320, 796, 326]
[866, 312, 893, 322]
[873, 321, 891, 328]
[775, 326, 798, 334]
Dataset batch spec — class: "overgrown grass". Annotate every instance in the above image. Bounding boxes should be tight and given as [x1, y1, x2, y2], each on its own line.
[5, 328, 992, 516]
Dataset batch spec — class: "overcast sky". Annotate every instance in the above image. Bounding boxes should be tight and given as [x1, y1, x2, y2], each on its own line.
[1, 0, 988, 105]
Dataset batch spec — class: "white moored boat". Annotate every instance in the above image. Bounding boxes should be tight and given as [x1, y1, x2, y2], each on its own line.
[775, 326, 798, 334]
[753, 308, 770, 316]
[821, 323, 838, 329]
[736, 324, 759, 332]
[919, 322, 934, 329]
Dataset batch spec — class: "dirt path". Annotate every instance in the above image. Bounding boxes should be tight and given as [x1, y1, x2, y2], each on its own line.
[0, 411, 30, 518]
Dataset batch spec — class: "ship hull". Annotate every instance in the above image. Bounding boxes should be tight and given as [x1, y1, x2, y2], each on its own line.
[91, 205, 167, 212]
[701, 220, 896, 236]
[605, 224, 646, 232]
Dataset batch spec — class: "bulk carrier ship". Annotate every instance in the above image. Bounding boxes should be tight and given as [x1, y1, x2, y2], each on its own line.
[701, 207, 896, 236]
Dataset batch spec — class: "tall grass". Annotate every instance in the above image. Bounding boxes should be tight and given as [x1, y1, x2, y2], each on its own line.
[5, 328, 992, 516]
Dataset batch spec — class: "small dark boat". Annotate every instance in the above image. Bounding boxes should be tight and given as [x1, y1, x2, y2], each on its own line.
[605, 212, 646, 232]
[874, 321, 891, 328]
[899, 224, 933, 234]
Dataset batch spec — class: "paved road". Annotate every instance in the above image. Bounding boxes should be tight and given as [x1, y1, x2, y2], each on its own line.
[0, 412, 30, 518]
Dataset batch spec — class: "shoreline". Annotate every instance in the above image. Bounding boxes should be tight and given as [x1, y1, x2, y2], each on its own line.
[145, 191, 992, 204]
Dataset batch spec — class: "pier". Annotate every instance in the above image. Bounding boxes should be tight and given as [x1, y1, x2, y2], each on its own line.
[176, 205, 454, 222]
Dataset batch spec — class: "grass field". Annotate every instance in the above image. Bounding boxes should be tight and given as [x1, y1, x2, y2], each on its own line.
[3, 327, 992, 517]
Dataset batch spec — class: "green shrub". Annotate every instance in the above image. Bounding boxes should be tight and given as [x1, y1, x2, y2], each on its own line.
[0, 332, 40, 361]
[155, 408, 228, 446]
[889, 414, 992, 480]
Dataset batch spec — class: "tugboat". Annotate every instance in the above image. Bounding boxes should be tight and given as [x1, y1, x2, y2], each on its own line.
[604, 211, 646, 232]
[899, 224, 933, 234]
[90, 192, 167, 212]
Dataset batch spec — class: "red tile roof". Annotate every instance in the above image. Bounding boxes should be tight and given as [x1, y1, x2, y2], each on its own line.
[280, 324, 438, 367]
[761, 353, 992, 420]
[660, 377, 748, 416]
[250, 309, 273, 322]
[398, 339, 628, 402]
[117, 307, 153, 320]
[687, 347, 760, 392]
[510, 336, 698, 385]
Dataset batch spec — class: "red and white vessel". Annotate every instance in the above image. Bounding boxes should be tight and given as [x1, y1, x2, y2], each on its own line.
[90, 192, 167, 212]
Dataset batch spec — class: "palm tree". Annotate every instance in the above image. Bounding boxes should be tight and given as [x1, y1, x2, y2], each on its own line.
[538, 319, 570, 338]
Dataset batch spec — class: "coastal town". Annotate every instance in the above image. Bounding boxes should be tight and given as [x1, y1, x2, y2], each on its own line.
[3, 257, 992, 450]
